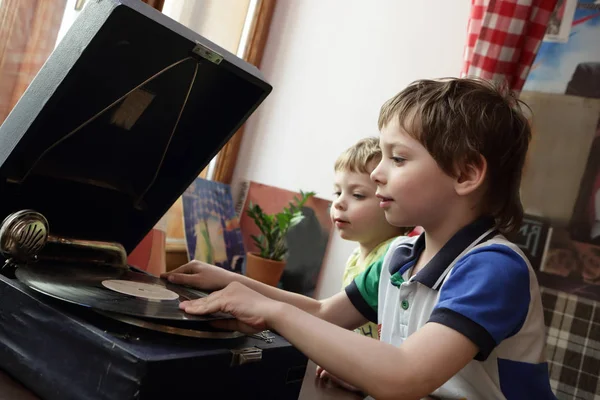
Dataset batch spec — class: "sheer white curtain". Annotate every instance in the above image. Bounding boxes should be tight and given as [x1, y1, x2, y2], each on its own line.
[162, 0, 251, 56]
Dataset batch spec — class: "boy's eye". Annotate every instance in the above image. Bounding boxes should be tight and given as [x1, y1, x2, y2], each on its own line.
[333, 191, 341, 197]
[391, 156, 406, 164]
[353, 194, 365, 199]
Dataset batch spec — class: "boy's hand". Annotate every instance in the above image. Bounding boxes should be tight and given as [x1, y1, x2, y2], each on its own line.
[316, 365, 362, 392]
[178, 282, 281, 334]
[160, 260, 234, 291]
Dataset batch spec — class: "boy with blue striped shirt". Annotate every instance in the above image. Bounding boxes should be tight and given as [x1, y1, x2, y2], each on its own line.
[164, 78, 556, 399]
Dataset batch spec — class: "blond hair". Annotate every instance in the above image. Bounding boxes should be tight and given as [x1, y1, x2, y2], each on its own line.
[334, 137, 381, 174]
[378, 77, 531, 233]
[334, 136, 414, 236]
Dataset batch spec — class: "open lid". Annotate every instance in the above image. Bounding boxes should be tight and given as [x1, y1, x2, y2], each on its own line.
[0, 0, 272, 254]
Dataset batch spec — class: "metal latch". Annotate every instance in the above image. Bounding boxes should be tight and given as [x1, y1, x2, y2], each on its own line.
[192, 42, 223, 65]
[230, 347, 262, 366]
[249, 330, 274, 343]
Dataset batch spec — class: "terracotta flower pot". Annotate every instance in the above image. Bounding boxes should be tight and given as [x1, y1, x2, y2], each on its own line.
[245, 252, 286, 287]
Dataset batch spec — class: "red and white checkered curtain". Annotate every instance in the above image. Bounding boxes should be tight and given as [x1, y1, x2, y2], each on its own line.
[461, 0, 557, 94]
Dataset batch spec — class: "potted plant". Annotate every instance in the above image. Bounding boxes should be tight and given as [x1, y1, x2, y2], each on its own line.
[244, 190, 315, 286]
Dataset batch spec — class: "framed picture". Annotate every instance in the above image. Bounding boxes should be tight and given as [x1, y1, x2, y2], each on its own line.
[543, 0, 577, 43]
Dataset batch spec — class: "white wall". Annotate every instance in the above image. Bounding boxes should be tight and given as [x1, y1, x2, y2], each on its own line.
[232, 0, 471, 299]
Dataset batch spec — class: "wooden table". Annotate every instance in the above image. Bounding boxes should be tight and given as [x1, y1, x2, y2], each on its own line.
[0, 362, 365, 400]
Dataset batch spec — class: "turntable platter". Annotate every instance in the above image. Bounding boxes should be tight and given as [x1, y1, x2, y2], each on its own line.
[15, 263, 231, 322]
[96, 310, 245, 339]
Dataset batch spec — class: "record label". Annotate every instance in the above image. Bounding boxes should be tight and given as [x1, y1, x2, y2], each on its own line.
[102, 280, 179, 301]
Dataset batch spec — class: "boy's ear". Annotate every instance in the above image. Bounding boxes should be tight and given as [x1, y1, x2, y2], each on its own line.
[454, 155, 487, 196]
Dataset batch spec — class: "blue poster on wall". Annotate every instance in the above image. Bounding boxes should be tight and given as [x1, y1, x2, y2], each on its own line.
[181, 178, 245, 273]
[523, 0, 600, 97]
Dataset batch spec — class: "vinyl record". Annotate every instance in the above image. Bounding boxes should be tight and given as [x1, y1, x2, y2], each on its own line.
[15, 263, 231, 321]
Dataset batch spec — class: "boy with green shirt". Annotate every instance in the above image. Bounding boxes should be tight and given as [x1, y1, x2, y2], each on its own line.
[318, 137, 413, 391]
[331, 137, 412, 341]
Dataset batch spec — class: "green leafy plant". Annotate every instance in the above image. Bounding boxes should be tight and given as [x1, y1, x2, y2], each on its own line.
[246, 190, 315, 261]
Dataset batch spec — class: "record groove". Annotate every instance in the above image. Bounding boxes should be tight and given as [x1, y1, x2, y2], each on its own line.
[15, 263, 231, 321]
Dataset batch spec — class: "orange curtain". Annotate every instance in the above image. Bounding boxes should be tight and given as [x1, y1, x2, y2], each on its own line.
[141, 0, 165, 12]
[0, 0, 67, 125]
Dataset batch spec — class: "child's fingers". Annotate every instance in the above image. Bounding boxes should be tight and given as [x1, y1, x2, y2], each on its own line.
[181, 291, 222, 314]
[160, 261, 198, 277]
[315, 365, 324, 377]
[165, 272, 196, 285]
[319, 370, 333, 380]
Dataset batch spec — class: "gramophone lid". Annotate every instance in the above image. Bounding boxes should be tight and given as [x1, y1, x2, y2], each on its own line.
[0, 0, 271, 253]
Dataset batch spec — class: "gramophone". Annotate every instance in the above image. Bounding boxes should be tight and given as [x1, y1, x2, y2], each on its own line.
[0, 1, 307, 399]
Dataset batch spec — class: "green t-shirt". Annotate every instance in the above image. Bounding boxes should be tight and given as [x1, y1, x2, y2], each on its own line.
[341, 238, 395, 339]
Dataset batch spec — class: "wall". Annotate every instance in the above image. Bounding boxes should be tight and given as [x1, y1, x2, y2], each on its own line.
[231, 0, 471, 299]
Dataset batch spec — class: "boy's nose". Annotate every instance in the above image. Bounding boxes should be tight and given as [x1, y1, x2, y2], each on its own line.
[333, 198, 346, 210]
[370, 163, 386, 185]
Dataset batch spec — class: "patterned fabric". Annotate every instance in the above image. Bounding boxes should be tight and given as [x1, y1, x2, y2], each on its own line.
[541, 286, 600, 400]
[0, 0, 67, 124]
[462, 0, 557, 93]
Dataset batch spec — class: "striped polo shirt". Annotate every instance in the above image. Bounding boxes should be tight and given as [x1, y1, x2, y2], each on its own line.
[345, 217, 556, 399]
